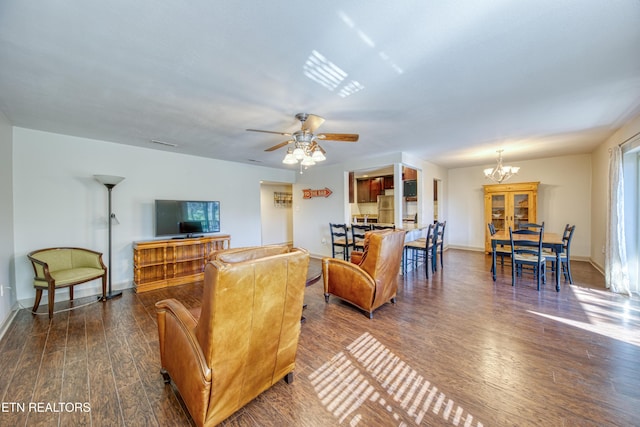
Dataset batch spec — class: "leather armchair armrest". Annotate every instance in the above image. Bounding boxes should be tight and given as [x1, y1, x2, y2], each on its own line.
[156, 299, 211, 384]
[350, 251, 365, 265]
[322, 257, 376, 311]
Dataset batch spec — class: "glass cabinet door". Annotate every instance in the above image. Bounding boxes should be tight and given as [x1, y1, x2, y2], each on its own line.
[490, 193, 506, 232]
[512, 192, 531, 229]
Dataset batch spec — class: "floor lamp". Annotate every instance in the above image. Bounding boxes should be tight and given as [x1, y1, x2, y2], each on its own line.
[94, 174, 125, 301]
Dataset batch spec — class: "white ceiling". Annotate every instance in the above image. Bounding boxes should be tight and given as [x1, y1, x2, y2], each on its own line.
[1, 0, 639, 170]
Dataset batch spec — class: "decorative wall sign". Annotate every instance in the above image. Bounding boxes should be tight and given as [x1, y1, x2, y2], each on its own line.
[302, 187, 333, 199]
[273, 192, 292, 208]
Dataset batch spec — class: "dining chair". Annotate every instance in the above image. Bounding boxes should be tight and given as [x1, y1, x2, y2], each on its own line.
[517, 222, 545, 231]
[488, 223, 510, 269]
[351, 223, 372, 252]
[403, 223, 438, 278]
[372, 224, 395, 230]
[329, 223, 350, 260]
[544, 224, 576, 284]
[435, 220, 446, 270]
[509, 225, 547, 290]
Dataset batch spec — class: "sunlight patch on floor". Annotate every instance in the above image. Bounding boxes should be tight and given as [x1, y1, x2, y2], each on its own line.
[528, 287, 640, 347]
[308, 332, 484, 426]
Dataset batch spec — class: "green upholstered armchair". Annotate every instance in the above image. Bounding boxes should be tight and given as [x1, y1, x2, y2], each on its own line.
[27, 247, 107, 319]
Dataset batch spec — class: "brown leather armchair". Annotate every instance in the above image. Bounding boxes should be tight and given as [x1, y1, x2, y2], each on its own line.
[155, 245, 310, 427]
[323, 229, 406, 318]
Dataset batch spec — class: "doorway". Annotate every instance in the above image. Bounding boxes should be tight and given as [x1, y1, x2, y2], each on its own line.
[260, 182, 293, 246]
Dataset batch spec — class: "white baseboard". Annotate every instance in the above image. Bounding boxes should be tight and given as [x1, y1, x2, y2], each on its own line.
[446, 245, 485, 252]
[589, 260, 605, 275]
[0, 302, 20, 342]
[18, 280, 134, 310]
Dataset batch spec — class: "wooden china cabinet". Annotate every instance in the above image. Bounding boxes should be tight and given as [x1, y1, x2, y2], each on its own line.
[483, 182, 539, 252]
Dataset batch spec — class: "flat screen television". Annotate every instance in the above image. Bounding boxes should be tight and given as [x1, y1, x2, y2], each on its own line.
[155, 200, 220, 238]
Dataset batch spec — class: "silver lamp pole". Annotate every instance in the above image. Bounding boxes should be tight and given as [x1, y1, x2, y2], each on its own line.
[94, 174, 125, 301]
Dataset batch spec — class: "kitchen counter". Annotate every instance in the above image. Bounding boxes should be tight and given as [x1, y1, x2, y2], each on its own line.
[352, 214, 378, 223]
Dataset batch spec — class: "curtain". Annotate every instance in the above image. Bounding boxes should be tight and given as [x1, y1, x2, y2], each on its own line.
[605, 146, 631, 295]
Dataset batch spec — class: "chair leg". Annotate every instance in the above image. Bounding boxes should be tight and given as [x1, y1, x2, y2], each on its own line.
[33, 289, 43, 312]
[402, 248, 406, 274]
[566, 260, 573, 284]
[425, 251, 429, 279]
[69, 286, 74, 301]
[284, 372, 294, 384]
[160, 369, 171, 384]
[324, 294, 330, 303]
[101, 274, 107, 300]
[48, 285, 55, 319]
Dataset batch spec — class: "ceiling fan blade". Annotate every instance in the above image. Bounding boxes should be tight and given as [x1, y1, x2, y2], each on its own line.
[246, 129, 292, 137]
[317, 133, 359, 142]
[300, 114, 325, 133]
[264, 140, 292, 152]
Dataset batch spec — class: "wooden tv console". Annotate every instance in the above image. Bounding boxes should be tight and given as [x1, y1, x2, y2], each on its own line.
[133, 235, 231, 293]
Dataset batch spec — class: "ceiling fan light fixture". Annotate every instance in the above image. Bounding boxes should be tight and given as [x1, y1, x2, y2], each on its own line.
[282, 150, 297, 164]
[293, 146, 305, 160]
[247, 112, 359, 173]
[301, 155, 315, 166]
[311, 148, 326, 162]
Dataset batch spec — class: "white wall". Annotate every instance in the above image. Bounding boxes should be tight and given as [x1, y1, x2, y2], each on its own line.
[412, 155, 449, 225]
[0, 111, 16, 330]
[12, 127, 295, 306]
[447, 154, 592, 258]
[260, 183, 293, 245]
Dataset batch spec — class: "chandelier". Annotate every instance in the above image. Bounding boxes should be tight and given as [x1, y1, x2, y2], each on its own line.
[484, 150, 520, 183]
[282, 130, 326, 173]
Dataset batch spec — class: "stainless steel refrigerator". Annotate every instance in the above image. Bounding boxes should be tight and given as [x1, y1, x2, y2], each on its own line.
[377, 195, 394, 224]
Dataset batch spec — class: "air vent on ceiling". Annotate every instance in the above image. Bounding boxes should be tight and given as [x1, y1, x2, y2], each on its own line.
[150, 139, 178, 147]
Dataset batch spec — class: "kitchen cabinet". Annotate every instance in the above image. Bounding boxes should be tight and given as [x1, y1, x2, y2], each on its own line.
[370, 177, 383, 201]
[383, 175, 394, 189]
[484, 182, 539, 252]
[403, 167, 417, 181]
[357, 179, 371, 203]
[357, 177, 390, 203]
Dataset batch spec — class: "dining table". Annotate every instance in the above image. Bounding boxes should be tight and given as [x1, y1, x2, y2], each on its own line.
[490, 231, 564, 291]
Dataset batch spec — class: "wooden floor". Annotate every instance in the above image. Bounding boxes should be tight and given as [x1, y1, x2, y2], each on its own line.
[1, 249, 639, 426]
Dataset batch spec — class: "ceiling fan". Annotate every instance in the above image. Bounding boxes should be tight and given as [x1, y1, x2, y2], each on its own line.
[246, 113, 359, 167]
